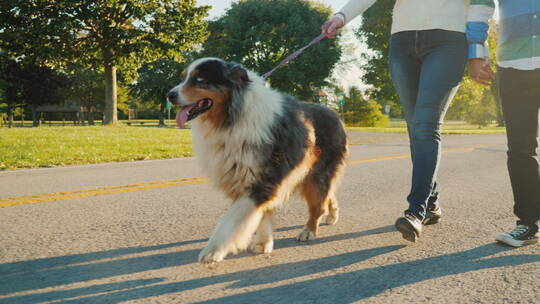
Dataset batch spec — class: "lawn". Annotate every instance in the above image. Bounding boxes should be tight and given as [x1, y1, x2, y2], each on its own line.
[0, 120, 505, 170]
[0, 125, 192, 170]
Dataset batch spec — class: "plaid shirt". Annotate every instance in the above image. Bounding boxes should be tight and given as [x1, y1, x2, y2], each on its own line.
[468, 0, 540, 70]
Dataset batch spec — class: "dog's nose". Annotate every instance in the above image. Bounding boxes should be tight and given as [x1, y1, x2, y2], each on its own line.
[167, 90, 178, 104]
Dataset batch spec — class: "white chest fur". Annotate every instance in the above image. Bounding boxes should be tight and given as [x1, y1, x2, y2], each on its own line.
[190, 78, 283, 200]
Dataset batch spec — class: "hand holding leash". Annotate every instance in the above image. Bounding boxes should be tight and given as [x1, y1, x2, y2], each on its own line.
[322, 13, 345, 39]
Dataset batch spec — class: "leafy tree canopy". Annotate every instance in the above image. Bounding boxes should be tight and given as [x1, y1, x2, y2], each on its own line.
[0, 0, 210, 124]
[201, 0, 342, 101]
[131, 58, 185, 125]
[356, 0, 397, 107]
[0, 54, 71, 126]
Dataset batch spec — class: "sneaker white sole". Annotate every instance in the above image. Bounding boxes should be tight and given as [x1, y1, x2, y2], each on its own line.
[495, 234, 539, 247]
[395, 218, 420, 243]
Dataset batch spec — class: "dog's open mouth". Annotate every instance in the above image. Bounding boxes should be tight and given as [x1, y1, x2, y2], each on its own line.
[175, 99, 213, 126]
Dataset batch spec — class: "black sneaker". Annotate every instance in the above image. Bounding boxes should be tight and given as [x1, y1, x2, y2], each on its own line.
[495, 225, 539, 247]
[395, 213, 423, 242]
[423, 206, 442, 225]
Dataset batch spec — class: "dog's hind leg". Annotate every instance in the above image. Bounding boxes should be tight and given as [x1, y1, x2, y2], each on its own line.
[325, 159, 346, 225]
[250, 211, 274, 254]
[326, 193, 339, 226]
[297, 177, 328, 242]
[325, 163, 345, 225]
[199, 197, 263, 263]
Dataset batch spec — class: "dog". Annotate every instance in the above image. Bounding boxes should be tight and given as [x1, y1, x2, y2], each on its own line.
[167, 58, 348, 263]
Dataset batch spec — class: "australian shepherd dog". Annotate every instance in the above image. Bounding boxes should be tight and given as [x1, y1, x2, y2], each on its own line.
[167, 58, 348, 263]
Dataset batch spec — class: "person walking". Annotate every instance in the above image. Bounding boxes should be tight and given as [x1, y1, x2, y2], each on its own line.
[468, 0, 539, 247]
[323, 0, 471, 242]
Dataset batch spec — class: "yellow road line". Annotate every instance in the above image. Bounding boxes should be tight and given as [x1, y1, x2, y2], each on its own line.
[0, 177, 208, 208]
[347, 153, 410, 165]
[347, 144, 494, 165]
[0, 144, 495, 208]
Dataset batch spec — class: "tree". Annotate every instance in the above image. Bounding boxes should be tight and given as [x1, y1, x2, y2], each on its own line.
[0, 0, 210, 125]
[343, 86, 388, 127]
[18, 64, 70, 126]
[0, 54, 68, 127]
[356, 0, 397, 111]
[62, 64, 105, 125]
[200, 0, 342, 101]
[487, 22, 504, 126]
[0, 55, 23, 128]
[464, 87, 497, 128]
[131, 59, 185, 126]
[446, 76, 484, 121]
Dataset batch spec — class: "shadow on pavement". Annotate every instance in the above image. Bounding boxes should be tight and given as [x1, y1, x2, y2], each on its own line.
[0, 238, 207, 279]
[0, 239, 206, 297]
[4, 227, 534, 304]
[0, 225, 394, 303]
[273, 225, 395, 250]
[4, 246, 403, 304]
[196, 243, 539, 304]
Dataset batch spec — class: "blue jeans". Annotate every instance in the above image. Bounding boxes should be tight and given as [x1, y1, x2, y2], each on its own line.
[389, 30, 467, 220]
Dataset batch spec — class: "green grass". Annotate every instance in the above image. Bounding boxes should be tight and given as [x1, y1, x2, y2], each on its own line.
[0, 126, 192, 170]
[2, 119, 176, 128]
[0, 119, 506, 170]
[347, 120, 506, 134]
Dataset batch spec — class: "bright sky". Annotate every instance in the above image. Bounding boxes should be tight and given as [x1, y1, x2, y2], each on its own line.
[195, 0, 367, 91]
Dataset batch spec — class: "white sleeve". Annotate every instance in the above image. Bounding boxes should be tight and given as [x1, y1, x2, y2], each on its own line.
[338, 0, 378, 25]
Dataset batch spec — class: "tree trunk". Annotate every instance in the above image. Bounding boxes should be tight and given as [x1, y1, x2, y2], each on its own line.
[88, 109, 95, 125]
[159, 101, 165, 127]
[79, 111, 86, 126]
[103, 63, 118, 125]
[7, 106, 14, 128]
[32, 106, 39, 127]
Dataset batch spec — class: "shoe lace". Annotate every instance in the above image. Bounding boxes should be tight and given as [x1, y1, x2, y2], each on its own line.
[508, 225, 530, 237]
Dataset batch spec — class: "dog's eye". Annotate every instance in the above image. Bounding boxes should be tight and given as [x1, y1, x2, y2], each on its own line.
[194, 77, 205, 84]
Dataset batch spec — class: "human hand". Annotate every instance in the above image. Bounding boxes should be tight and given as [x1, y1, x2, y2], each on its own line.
[469, 58, 495, 85]
[322, 15, 345, 39]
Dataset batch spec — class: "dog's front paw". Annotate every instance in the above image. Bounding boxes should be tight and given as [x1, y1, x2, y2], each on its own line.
[296, 229, 316, 242]
[250, 239, 273, 254]
[198, 245, 227, 263]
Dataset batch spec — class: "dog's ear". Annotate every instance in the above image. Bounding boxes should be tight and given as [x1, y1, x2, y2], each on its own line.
[228, 63, 249, 85]
[222, 63, 247, 128]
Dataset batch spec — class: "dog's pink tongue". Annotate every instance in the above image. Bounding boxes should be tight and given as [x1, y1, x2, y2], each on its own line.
[176, 105, 195, 126]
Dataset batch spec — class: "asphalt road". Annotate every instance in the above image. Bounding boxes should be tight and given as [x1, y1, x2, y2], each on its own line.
[0, 133, 538, 304]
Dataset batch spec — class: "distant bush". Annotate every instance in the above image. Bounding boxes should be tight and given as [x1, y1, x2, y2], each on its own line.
[342, 86, 389, 127]
[345, 100, 389, 127]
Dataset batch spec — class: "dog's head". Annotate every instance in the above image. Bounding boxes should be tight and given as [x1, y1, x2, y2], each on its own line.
[167, 58, 251, 128]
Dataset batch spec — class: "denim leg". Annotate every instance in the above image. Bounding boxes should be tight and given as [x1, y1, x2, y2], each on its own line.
[427, 181, 439, 209]
[405, 32, 467, 219]
[389, 32, 422, 207]
[499, 68, 540, 228]
[389, 32, 420, 126]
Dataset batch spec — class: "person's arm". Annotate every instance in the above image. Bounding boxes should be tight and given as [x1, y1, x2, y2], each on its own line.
[467, 0, 496, 84]
[323, 0, 377, 38]
[338, 0, 378, 25]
